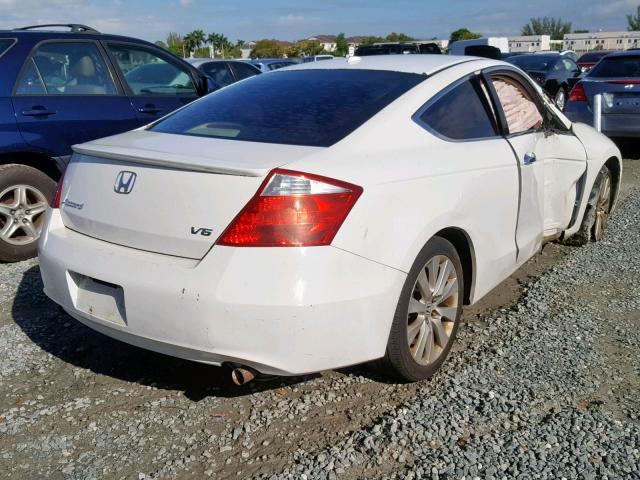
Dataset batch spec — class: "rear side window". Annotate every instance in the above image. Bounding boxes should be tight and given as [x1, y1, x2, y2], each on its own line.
[0, 39, 15, 57]
[229, 62, 260, 80]
[151, 69, 425, 147]
[199, 63, 234, 87]
[15, 41, 117, 95]
[417, 78, 497, 140]
[589, 56, 640, 78]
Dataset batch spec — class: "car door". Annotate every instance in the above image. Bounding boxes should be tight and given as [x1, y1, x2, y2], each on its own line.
[104, 42, 199, 124]
[11, 39, 138, 160]
[485, 69, 586, 263]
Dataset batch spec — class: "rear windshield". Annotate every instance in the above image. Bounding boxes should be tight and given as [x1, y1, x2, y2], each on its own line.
[589, 56, 640, 78]
[0, 39, 16, 57]
[507, 55, 555, 71]
[151, 69, 425, 147]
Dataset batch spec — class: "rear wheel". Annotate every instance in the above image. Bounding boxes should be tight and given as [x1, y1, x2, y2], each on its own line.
[384, 237, 464, 382]
[565, 165, 612, 246]
[0, 164, 56, 262]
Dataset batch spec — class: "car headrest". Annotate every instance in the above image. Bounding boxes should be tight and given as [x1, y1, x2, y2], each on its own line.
[70, 56, 96, 77]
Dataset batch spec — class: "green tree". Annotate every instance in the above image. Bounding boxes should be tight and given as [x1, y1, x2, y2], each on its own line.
[250, 39, 285, 58]
[386, 32, 415, 42]
[335, 33, 348, 56]
[628, 6, 640, 31]
[183, 32, 196, 57]
[361, 36, 384, 45]
[154, 40, 167, 49]
[166, 32, 184, 57]
[573, 29, 589, 33]
[521, 17, 572, 40]
[449, 28, 481, 44]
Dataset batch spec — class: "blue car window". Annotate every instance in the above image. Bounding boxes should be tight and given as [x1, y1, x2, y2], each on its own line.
[151, 69, 425, 147]
[15, 41, 117, 95]
[199, 63, 234, 87]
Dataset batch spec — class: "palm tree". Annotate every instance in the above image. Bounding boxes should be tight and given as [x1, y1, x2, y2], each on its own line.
[183, 32, 196, 57]
[218, 33, 229, 58]
[207, 32, 220, 58]
[191, 29, 206, 50]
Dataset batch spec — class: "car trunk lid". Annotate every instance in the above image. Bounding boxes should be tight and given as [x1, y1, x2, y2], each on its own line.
[582, 78, 640, 114]
[60, 130, 323, 259]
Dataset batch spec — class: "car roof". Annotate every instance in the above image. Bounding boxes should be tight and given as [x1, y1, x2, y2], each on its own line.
[603, 50, 640, 58]
[186, 58, 248, 67]
[281, 54, 483, 75]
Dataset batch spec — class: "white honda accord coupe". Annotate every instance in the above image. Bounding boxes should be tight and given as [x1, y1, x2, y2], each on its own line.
[39, 55, 621, 382]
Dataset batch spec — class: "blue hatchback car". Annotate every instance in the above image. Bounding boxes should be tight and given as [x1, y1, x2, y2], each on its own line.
[0, 24, 212, 261]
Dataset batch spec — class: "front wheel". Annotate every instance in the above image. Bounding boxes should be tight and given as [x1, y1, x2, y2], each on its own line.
[384, 236, 464, 382]
[0, 164, 56, 262]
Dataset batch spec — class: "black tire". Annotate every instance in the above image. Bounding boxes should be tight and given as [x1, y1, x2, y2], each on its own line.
[565, 165, 612, 246]
[384, 236, 464, 382]
[0, 164, 57, 262]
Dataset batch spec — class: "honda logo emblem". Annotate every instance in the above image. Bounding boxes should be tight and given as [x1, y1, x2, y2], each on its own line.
[114, 171, 137, 194]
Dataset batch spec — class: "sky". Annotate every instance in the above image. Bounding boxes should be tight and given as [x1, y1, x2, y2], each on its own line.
[0, 0, 638, 43]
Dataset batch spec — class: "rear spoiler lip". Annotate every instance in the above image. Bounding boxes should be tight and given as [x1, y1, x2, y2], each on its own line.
[71, 143, 270, 177]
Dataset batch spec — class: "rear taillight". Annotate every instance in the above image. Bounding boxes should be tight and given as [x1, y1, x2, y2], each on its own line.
[568, 83, 587, 102]
[51, 173, 65, 208]
[217, 169, 362, 247]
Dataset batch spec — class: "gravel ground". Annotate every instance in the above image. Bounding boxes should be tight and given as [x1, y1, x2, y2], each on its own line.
[1, 160, 639, 480]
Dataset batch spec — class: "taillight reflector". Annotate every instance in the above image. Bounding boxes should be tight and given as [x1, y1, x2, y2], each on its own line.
[51, 173, 65, 208]
[217, 169, 362, 247]
[568, 83, 587, 102]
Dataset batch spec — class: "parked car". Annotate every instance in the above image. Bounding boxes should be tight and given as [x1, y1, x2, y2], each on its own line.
[40, 55, 621, 383]
[248, 58, 298, 72]
[355, 42, 441, 56]
[185, 58, 261, 88]
[448, 37, 509, 56]
[0, 24, 213, 261]
[577, 50, 612, 72]
[301, 55, 334, 63]
[533, 50, 578, 61]
[506, 53, 582, 110]
[565, 50, 640, 138]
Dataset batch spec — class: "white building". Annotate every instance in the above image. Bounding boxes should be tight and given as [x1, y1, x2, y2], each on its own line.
[563, 31, 640, 52]
[508, 35, 551, 53]
[308, 35, 337, 53]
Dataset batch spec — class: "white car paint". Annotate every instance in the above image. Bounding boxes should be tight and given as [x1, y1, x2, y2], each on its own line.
[38, 55, 622, 376]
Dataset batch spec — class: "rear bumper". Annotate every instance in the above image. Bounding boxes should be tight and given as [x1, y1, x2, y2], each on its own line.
[38, 209, 406, 376]
[565, 103, 640, 137]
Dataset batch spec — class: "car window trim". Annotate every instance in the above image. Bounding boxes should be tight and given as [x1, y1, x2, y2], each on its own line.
[12, 38, 124, 97]
[103, 40, 200, 98]
[412, 73, 502, 143]
[228, 61, 261, 80]
[0, 37, 17, 59]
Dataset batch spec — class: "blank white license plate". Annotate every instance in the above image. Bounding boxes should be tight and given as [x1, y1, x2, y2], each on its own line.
[69, 272, 127, 326]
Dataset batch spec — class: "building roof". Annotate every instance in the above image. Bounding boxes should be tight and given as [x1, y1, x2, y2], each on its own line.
[308, 35, 337, 43]
[280, 54, 485, 75]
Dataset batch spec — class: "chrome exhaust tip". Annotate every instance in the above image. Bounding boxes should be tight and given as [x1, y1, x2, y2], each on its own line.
[231, 367, 256, 386]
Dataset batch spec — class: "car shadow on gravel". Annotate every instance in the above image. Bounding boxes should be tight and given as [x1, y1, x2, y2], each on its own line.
[615, 138, 640, 160]
[12, 265, 320, 400]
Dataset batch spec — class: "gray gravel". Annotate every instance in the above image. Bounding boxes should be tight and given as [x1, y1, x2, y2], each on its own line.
[1, 164, 639, 479]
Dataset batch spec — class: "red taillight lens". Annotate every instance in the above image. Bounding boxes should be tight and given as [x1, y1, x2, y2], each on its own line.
[568, 83, 587, 102]
[217, 169, 362, 247]
[51, 173, 65, 208]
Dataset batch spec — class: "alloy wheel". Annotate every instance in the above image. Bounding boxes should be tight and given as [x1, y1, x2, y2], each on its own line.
[594, 174, 611, 241]
[0, 185, 48, 245]
[406, 254, 459, 366]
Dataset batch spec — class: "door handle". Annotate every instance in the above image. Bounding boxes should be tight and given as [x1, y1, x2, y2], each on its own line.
[137, 106, 162, 114]
[523, 152, 537, 165]
[21, 108, 56, 117]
